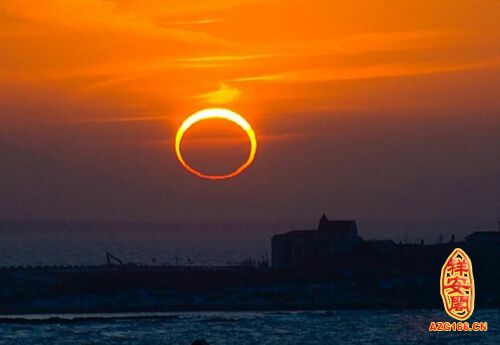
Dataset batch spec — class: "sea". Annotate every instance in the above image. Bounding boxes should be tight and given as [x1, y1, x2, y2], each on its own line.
[0, 310, 497, 345]
[0, 222, 276, 267]
[0, 220, 489, 267]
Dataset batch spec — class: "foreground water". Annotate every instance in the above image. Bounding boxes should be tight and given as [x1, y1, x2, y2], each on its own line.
[0, 309, 497, 345]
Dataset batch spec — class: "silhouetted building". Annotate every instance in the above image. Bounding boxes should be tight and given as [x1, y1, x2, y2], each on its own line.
[364, 240, 398, 254]
[465, 231, 500, 249]
[272, 214, 360, 268]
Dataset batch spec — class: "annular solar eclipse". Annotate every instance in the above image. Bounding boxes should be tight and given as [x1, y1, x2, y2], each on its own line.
[175, 108, 257, 180]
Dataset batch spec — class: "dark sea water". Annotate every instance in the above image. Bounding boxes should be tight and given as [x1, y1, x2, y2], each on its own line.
[0, 220, 488, 267]
[0, 310, 497, 345]
[0, 222, 276, 267]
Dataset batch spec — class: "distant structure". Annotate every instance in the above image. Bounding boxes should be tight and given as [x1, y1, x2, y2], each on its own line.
[271, 214, 360, 268]
[106, 252, 124, 266]
[272, 215, 500, 269]
[465, 221, 500, 249]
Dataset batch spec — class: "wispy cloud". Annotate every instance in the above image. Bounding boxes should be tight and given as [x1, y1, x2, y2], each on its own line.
[1, 1, 499, 129]
[196, 84, 242, 104]
[166, 18, 220, 26]
[270, 57, 500, 83]
[180, 54, 275, 63]
[0, 0, 232, 45]
[228, 30, 500, 84]
[66, 115, 170, 124]
[232, 74, 282, 82]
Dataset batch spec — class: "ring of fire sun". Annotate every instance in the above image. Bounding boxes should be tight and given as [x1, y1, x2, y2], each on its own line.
[175, 108, 257, 180]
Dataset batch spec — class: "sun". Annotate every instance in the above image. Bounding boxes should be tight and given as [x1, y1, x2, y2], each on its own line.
[175, 108, 257, 180]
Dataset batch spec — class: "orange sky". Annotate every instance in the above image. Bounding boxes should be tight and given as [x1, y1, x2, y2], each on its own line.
[0, 1, 499, 226]
[2, 0, 499, 123]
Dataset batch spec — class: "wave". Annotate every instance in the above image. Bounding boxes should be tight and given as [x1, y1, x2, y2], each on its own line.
[0, 313, 180, 324]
